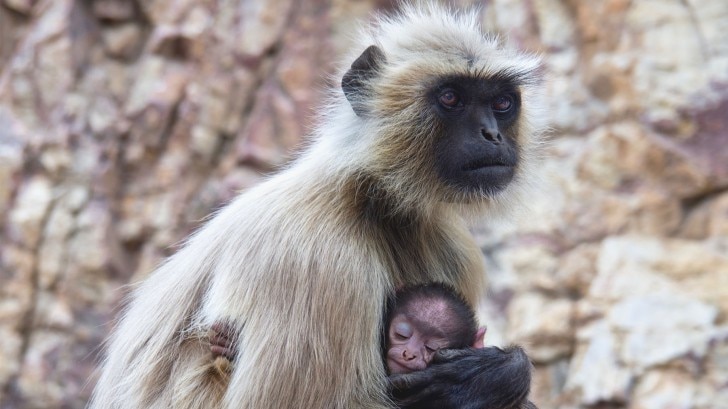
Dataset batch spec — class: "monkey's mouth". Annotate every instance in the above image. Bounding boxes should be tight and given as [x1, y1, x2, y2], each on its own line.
[461, 159, 515, 172]
[458, 158, 516, 194]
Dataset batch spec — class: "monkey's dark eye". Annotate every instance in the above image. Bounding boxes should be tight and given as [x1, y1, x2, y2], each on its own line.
[438, 90, 461, 108]
[492, 95, 513, 113]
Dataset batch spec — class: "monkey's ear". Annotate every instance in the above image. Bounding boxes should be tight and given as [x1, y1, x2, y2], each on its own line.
[341, 45, 386, 116]
[472, 326, 487, 349]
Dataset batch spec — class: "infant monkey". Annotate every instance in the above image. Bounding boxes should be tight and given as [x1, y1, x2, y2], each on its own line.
[385, 283, 481, 374]
[210, 283, 536, 409]
[386, 283, 537, 409]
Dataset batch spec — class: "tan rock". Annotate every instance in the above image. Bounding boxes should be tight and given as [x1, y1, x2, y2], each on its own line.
[0, 125, 24, 216]
[190, 125, 219, 161]
[8, 177, 54, 248]
[703, 332, 728, 409]
[102, 23, 144, 60]
[554, 244, 599, 296]
[566, 320, 633, 405]
[234, 0, 293, 58]
[561, 190, 632, 244]
[626, 0, 726, 119]
[35, 36, 74, 109]
[500, 244, 559, 281]
[532, 0, 575, 51]
[190, 70, 256, 135]
[68, 203, 111, 275]
[88, 96, 121, 135]
[34, 292, 74, 329]
[0, 325, 22, 386]
[632, 370, 697, 409]
[38, 200, 75, 289]
[92, 0, 136, 21]
[39, 146, 72, 176]
[507, 293, 574, 363]
[679, 199, 712, 240]
[3, 0, 35, 15]
[139, 0, 196, 26]
[609, 295, 717, 369]
[14, 331, 71, 407]
[593, 236, 728, 315]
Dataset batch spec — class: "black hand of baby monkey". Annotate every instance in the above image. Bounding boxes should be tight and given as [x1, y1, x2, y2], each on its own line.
[389, 346, 537, 409]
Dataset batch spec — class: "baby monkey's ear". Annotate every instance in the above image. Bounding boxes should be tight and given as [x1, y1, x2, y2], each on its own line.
[473, 326, 487, 348]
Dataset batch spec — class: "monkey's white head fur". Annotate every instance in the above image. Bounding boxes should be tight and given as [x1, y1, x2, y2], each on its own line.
[308, 1, 547, 220]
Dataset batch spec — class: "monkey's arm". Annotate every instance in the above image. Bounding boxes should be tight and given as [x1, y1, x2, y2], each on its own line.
[389, 346, 537, 409]
[89, 249, 213, 408]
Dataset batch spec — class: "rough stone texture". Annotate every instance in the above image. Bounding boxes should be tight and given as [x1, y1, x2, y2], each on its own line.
[0, 0, 727, 408]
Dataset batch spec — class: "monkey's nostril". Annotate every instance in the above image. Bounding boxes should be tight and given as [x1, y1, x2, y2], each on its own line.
[481, 129, 503, 144]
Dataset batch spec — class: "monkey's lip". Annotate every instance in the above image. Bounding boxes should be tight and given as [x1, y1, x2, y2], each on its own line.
[461, 160, 514, 172]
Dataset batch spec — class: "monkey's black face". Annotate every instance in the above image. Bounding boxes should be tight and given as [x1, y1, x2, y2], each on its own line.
[430, 76, 521, 196]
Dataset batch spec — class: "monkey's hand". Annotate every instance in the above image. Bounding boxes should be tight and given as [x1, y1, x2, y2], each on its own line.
[210, 322, 237, 361]
[389, 346, 536, 409]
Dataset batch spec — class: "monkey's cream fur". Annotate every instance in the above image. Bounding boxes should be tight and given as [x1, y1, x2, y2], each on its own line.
[90, 3, 545, 409]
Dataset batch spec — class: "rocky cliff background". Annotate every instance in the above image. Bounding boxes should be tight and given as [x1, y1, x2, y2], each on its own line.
[0, 0, 726, 408]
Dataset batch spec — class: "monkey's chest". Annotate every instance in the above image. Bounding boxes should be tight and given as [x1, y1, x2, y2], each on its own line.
[377, 226, 468, 287]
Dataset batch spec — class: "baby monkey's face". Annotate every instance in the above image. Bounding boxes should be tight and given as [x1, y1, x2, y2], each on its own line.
[386, 312, 452, 374]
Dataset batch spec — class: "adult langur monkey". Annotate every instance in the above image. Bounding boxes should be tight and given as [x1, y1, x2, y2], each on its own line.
[90, 2, 546, 409]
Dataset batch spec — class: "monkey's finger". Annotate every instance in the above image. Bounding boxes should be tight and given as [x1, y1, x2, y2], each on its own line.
[210, 322, 233, 337]
[209, 332, 231, 343]
[210, 333, 233, 347]
[210, 345, 234, 360]
[389, 372, 436, 391]
[432, 348, 469, 362]
[389, 375, 416, 390]
[389, 374, 414, 390]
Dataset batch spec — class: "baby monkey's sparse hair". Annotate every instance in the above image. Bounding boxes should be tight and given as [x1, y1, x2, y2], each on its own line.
[388, 283, 477, 350]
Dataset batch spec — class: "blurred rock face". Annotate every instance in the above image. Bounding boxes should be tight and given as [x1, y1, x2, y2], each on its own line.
[0, 0, 726, 408]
